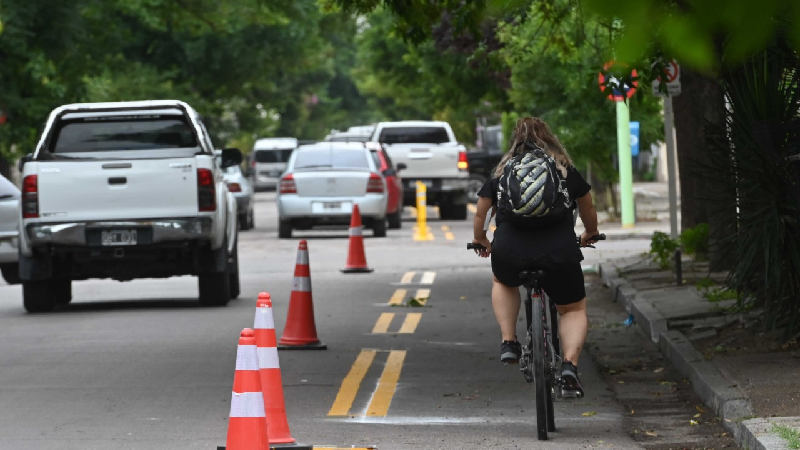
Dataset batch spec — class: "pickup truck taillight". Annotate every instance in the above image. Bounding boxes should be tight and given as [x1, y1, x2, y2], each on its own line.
[197, 168, 216, 212]
[279, 174, 297, 194]
[366, 173, 384, 193]
[22, 175, 39, 218]
[227, 182, 242, 193]
[457, 151, 469, 171]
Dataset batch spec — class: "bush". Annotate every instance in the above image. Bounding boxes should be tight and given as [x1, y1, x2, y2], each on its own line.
[680, 223, 709, 259]
[649, 231, 679, 269]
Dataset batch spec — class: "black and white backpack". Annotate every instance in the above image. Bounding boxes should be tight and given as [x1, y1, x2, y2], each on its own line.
[496, 144, 571, 225]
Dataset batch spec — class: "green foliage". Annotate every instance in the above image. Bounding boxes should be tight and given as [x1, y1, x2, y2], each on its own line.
[772, 423, 800, 449]
[704, 45, 800, 337]
[582, 0, 800, 73]
[680, 223, 710, 259]
[496, 0, 663, 183]
[695, 278, 738, 303]
[649, 231, 679, 269]
[0, 0, 374, 165]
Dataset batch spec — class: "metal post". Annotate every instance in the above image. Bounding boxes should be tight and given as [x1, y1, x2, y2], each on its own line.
[616, 101, 635, 228]
[664, 96, 679, 240]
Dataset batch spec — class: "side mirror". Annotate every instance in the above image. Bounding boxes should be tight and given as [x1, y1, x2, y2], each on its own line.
[18, 154, 33, 172]
[382, 168, 396, 177]
[220, 148, 242, 168]
[396, 163, 407, 171]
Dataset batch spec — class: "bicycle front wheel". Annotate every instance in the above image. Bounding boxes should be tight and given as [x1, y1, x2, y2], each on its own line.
[532, 296, 549, 440]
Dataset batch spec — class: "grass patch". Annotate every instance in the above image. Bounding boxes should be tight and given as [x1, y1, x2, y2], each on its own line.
[772, 423, 800, 449]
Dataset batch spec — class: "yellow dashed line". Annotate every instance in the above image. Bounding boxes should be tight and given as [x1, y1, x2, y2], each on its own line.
[420, 271, 436, 285]
[398, 313, 422, 333]
[444, 232, 454, 240]
[328, 349, 377, 416]
[388, 289, 406, 306]
[366, 350, 407, 416]
[468, 204, 477, 214]
[413, 288, 430, 305]
[400, 272, 415, 284]
[372, 313, 394, 333]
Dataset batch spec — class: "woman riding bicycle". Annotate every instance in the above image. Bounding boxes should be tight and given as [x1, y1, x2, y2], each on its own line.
[471, 116, 601, 398]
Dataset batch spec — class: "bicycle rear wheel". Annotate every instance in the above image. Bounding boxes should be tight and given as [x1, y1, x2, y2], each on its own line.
[546, 297, 558, 432]
[532, 295, 549, 440]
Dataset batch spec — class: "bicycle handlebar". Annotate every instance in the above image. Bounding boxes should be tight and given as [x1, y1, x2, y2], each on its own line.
[467, 234, 606, 251]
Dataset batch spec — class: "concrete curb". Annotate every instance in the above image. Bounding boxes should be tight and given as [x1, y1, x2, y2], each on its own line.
[740, 417, 800, 450]
[597, 261, 758, 447]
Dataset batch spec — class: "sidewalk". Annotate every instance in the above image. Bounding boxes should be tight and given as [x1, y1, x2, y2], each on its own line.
[590, 182, 800, 449]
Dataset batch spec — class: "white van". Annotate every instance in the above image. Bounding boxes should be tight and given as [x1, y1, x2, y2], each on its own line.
[250, 137, 297, 191]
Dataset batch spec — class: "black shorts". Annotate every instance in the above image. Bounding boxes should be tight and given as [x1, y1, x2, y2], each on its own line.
[490, 222, 586, 305]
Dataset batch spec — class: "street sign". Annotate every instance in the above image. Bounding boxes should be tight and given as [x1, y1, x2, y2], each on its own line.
[630, 121, 640, 157]
[598, 61, 639, 102]
[651, 59, 681, 97]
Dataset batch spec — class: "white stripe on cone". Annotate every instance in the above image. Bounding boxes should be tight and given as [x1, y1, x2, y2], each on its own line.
[229, 391, 266, 418]
[296, 250, 309, 265]
[254, 307, 275, 329]
[235, 345, 260, 371]
[257, 347, 280, 369]
[348, 226, 363, 237]
[292, 276, 311, 292]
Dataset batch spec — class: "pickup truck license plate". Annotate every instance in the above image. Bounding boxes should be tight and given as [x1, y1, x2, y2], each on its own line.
[101, 229, 137, 246]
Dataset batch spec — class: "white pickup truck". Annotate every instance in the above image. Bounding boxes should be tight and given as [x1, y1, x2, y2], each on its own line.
[370, 121, 469, 220]
[18, 100, 240, 312]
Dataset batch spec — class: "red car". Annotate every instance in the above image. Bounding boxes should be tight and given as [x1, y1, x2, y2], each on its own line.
[366, 142, 406, 229]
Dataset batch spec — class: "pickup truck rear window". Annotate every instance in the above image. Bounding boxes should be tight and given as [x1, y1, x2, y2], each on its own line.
[50, 117, 198, 153]
[293, 148, 369, 171]
[254, 149, 293, 163]
[378, 127, 450, 144]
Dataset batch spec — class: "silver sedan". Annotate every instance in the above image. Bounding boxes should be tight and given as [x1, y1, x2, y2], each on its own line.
[0, 174, 20, 284]
[276, 142, 387, 238]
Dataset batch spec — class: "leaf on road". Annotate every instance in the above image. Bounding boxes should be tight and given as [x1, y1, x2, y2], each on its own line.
[407, 297, 427, 307]
[630, 409, 635, 415]
[653, 367, 664, 373]
[695, 405, 706, 413]
[459, 296, 466, 300]
[690, 419, 699, 426]
[693, 412, 701, 418]
[581, 411, 597, 416]
[644, 430, 658, 437]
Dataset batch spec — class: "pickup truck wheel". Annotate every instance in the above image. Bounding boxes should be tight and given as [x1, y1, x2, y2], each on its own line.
[247, 209, 255, 230]
[372, 218, 387, 237]
[52, 279, 72, 305]
[23, 280, 56, 313]
[466, 175, 486, 202]
[440, 203, 468, 220]
[198, 269, 230, 306]
[1, 263, 21, 285]
[278, 219, 292, 239]
[387, 210, 402, 229]
[228, 242, 240, 300]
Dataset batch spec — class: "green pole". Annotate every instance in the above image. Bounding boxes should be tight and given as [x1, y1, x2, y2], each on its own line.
[616, 100, 635, 227]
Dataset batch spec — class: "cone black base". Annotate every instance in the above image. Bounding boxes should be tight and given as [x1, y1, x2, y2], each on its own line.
[278, 341, 327, 350]
[217, 444, 312, 450]
[340, 267, 373, 273]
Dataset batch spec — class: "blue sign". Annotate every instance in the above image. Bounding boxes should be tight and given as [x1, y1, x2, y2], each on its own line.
[630, 121, 640, 156]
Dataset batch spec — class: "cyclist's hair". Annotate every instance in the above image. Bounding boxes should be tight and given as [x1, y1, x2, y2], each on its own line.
[493, 117, 573, 178]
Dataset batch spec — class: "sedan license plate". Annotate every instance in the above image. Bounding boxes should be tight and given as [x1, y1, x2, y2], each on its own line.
[101, 229, 137, 246]
[323, 201, 342, 210]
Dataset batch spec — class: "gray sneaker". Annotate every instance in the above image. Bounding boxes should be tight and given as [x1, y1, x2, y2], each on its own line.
[560, 361, 584, 398]
[500, 340, 521, 363]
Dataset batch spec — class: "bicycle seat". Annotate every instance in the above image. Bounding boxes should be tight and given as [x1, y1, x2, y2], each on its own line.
[519, 270, 546, 287]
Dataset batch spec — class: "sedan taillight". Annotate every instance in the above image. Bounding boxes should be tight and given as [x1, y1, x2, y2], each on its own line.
[197, 168, 216, 212]
[279, 174, 297, 194]
[366, 173, 384, 193]
[22, 175, 39, 218]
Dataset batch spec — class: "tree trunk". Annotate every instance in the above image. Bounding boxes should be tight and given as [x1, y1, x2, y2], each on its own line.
[672, 69, 733, 271]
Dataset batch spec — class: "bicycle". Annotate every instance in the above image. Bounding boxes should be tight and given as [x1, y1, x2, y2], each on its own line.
[468, 233, 605, 440]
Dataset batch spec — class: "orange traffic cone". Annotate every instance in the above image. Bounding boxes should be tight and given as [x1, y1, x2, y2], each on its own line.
[253, 293, 296, 444]
[341, 204, 373, 273]
[278, 241, 327, 350]
[225, 328, 269, 450]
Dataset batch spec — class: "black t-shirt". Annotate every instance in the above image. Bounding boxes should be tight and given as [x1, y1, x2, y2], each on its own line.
[477, 166, 591, 227]
[478, 166, 591, 265]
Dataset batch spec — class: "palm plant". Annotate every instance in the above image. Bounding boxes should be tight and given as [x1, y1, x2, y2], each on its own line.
[712, 43, 800, 337]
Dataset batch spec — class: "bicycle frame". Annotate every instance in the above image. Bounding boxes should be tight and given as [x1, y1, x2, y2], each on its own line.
[520, 276, 561, 440]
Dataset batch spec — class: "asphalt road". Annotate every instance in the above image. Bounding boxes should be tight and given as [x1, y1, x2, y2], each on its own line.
[0, 191, 658, 449]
